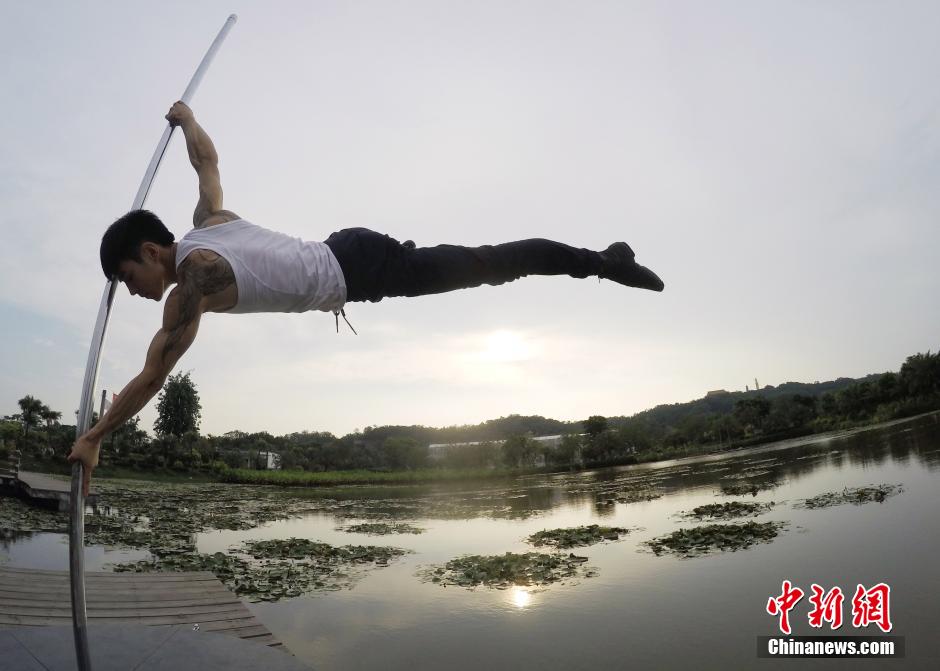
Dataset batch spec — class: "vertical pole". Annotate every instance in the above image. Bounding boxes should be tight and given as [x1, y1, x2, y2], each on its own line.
[69, 15, 237, 670]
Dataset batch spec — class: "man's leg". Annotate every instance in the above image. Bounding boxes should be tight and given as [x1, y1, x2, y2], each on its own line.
[325, 228, 663, 303]
[384, 239, 602, 298]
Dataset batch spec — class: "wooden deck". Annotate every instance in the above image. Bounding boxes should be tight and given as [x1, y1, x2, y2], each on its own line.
[4, 471, 98, 511]
[0, 566, 284, 651]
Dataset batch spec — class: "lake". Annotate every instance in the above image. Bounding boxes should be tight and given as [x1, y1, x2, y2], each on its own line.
[3, 413, 940, 670]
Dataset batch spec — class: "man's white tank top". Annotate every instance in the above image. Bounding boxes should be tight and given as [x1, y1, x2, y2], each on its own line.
[174, 219, 346, 314]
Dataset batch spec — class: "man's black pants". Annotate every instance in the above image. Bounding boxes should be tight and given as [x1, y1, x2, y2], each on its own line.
[324, 227, 604, 303]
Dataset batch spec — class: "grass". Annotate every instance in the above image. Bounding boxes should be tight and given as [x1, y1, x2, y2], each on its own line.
[216, 467, 513, 487]
[18, 457, 217, 484]
[95, 466, 217, 484]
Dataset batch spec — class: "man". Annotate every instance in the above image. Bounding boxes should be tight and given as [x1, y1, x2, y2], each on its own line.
[68, 101, 664, 494]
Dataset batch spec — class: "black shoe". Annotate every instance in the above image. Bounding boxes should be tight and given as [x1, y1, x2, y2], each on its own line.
[599, 242, 664, 292]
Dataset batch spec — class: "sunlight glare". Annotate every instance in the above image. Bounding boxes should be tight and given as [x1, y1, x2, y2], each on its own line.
[477, 330, 534, 363]
[510, 587, 532, 609]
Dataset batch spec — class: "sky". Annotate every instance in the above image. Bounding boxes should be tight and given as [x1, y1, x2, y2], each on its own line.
[2, 1, 940, 438]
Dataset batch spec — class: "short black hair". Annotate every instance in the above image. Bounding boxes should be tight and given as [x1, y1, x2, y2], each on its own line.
[100, 209, 174, 279]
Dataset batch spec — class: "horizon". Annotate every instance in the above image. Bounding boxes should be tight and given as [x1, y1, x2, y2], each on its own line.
[3, 2, 940, 438]
[4, 355, 902, 439]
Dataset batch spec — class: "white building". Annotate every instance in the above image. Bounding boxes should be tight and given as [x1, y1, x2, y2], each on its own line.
[427, 434, 581, 467]
[256, 451, 281, 470]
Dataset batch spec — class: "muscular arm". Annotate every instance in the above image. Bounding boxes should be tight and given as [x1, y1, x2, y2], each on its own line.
[165, 101, 235, 228]
[85, 293, 202, 443]
[68, 253, 234, 492]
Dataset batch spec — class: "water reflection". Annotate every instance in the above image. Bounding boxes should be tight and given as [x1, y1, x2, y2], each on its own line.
[509, 587, 531, 609]
[0, 527, 35, 551]
[235, 415, 940, 527]
[3, 413, 940, 669]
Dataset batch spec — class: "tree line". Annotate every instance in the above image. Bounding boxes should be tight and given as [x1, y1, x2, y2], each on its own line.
[4, 351, 940, 477]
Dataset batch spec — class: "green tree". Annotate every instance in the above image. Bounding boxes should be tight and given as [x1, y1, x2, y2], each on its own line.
[37, 405, 62, 450]
[733, 397, 771, 435]
[549, 434, 582, 466]
[617, 419, 654, 452]
[40, 406, 61, 427]
[765, 395, 816, 432]
[0, 420, 21, 447]
[17, 395, 44, 441]
[583, 415, 608, 437]
[382, 437, 428, 470]
[107, 415, 149, 462]
[501, 435, 536, 468]
[819, 393, 838, 417]
[582, 429, 621, 463]
[154, 372, 202, 438]
[899, 352, 940, 398]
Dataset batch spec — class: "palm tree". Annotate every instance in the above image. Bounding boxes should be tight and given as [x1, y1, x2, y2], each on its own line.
[40, 406, 62, 427]
[17, 396, 43, 440]
[38, 405, 63, 452]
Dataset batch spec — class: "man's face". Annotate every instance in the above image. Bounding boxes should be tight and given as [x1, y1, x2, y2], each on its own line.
[117, 244, 165, 301]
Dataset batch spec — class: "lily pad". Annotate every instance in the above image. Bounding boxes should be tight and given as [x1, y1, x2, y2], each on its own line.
[421, 551, 594, 589]
[526, 525, 632, 548]
[114, 538, 408, 602]
[645, 521, 786, 558]
[337, 522, 425, 535]
[719, 481, 779, 497]
[244, 538, 407, 564]
[799, 484, 902, 509]
[678, 502, 774, 521]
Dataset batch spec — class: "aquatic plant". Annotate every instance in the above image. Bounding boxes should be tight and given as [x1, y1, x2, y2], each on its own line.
[422, 551, 594, 588]
[0, 497, 67, 534]
[338, 522, 425, 535]
[243, 538, 407, 564]
[115, 538, 408, 601]
[719, 480, 779, 496]
[679, 501, 774, 521]
[645, 521, 786, 558]
[526, 524, 632, 549]
[799, 484, 902, 509]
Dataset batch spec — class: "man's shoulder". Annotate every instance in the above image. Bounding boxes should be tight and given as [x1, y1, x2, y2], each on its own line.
[175, 249, 238, 314]
[193, 210, 241, 230]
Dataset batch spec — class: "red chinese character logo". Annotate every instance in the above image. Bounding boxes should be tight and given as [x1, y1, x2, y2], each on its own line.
[807, 584, 844, 629]
[851, 583, 892, 632]
[767, 580, 804, 635]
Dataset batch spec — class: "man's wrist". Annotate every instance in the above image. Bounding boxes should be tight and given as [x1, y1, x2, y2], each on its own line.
[86, 425, 107, 443]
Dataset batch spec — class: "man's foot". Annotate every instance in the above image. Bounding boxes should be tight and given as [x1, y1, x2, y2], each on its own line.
[599, 242, 665, 292]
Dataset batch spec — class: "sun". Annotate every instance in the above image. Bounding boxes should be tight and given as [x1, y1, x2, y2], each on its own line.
[477, 330, 534, 363]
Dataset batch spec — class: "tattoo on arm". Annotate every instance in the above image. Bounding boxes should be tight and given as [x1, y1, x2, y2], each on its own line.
[162, 254, 235, 360]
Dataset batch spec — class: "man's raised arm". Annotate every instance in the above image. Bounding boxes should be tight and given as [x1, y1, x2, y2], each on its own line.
[165, 101, 229, 228]
[68, 270, 205, 495]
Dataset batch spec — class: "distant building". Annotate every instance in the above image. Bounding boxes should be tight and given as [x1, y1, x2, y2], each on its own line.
[256, 451, 281, 470]
[427, 440, 490, 462]
[705, 389, 730, 397]
[428, 434, 579, 467]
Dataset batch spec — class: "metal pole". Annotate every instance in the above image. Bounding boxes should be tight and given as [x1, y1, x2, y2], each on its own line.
[69, 15, 237, 670]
